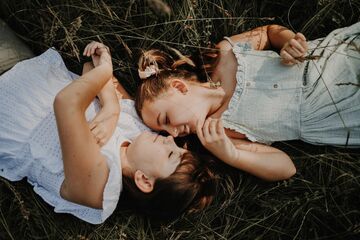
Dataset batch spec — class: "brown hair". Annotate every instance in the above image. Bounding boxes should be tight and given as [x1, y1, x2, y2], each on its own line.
[134, 47, 219, 119]
[121, 148, 218, 219]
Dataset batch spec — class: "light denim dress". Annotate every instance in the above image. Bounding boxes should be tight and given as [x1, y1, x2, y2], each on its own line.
[0, 49, 150, 224]
[221, 22, 360, 146]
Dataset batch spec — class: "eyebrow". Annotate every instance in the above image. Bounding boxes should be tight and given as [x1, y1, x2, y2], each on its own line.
[156, 113, 161, 127]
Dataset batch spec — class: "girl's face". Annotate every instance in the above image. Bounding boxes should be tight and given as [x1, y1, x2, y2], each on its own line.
[141, 83, 208, 137]
[127, 131, 187, 178]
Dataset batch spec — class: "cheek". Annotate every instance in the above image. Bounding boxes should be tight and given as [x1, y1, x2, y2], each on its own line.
[169, 109, 196, 125]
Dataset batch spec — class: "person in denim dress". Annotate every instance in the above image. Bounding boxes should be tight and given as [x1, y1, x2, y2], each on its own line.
[135, 23, 360, 181]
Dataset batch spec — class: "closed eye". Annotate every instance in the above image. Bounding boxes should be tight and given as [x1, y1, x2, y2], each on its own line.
[168, 151, 173, 158]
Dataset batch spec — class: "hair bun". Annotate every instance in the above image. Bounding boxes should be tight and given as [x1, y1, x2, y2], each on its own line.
[138, 49, 174, 80]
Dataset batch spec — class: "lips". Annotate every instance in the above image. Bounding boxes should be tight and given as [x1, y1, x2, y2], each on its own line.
[153, 133, 161, 143]
[178, 125, 191, 136]
[185, 125, 190, 134]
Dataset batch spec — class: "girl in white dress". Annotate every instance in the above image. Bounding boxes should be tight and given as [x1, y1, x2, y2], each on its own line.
[0, 42, 217, 224]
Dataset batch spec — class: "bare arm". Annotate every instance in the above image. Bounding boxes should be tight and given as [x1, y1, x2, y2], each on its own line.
[82, 61, 120, 146]
[216, 24, 308, 65]
[83, 62, 132, 100]
[54, 46, 113, 208]
[83, 62, 120, 106]
[217, 25, 294, 51]
[229, 138, 296, 181]
[197, 118, 296, 181]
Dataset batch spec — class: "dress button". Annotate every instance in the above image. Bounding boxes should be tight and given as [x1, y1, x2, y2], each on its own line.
[273, 84, 278, 88]
[246, 82, 251, 87]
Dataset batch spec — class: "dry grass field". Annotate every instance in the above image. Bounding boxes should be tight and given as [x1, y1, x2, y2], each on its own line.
[1, 0, 360, 239]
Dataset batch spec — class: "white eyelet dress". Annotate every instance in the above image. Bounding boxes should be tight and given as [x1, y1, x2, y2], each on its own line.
[221, 22, 360, 146]
[0, 48, 150, 224]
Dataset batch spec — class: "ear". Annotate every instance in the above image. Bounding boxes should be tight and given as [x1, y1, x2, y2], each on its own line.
[170, 79, 188, 94]
[134, 170, 155, 193]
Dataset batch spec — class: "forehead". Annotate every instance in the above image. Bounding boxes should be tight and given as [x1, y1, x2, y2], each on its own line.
[141, 100, 164, 130]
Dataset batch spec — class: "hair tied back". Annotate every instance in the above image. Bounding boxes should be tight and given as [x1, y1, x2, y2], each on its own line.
[138, 64, 159, 79]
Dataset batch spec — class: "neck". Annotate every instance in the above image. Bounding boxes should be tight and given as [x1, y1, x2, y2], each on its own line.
[196, 82, 226, 116]
[120, 142, 131, 171]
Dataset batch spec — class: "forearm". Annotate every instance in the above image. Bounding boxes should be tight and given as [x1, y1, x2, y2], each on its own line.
[267, 25, 296, 50]
[226, 148, 296, 181]
[220, 24, 296, 51]
[55, 60, 112, 112]
[197, 118, 296, 181]
[97, 80, 120, 115]
[83, 62, 120, 109]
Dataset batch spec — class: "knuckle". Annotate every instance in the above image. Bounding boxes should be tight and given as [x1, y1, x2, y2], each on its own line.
[280, 50, 286, 57]
[290, 39, 298, 45]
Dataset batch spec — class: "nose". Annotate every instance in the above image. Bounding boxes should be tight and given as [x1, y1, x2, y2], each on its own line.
[165, 126, 179, 137]
[165, 135, 174, 143]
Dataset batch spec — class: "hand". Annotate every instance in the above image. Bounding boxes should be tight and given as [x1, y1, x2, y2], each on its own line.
[89, 106, 119, 147]
[280, 32, 308, 65]
[83, 41, 111, 67]
[196, 118, 238, 163]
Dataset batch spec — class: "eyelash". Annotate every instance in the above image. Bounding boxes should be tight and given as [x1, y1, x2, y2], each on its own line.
[165, 115, 169, 124]
[168, 151, 173, 158]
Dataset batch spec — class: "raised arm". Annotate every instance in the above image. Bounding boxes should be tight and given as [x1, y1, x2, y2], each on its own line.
[54, 44, 113, 208]
[216, 24, 308, 65]
[82, 61, 120, 146]
[196, 118, 296, 181]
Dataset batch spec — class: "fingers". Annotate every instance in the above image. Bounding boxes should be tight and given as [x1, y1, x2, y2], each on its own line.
[196, 119, 205, 145]
[288, 38, 305, 55]
[202, 118, 212, 140]
[295, 32, 306, 42]
[89, 120, 97, 130]
[83, 41, 97, 57]
[94, 135, 106, 147]
[83, 41, 107, 57]
[92, 127, 107, 146]
[295, 32, 308, 53]
[209, 118, 217, 135]
[89, 121, 107, 146]
[280, 50, 298, 65]
[196, 118, 225, 145]
[216, 118, 224, 135]
[280, 32, 308, 66]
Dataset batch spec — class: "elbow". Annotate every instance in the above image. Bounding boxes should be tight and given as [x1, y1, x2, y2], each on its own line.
[53, 91, 67, 112]
[54, 91, 71, 114]
[264, 163, 296, 182]
[278, 162, 297, 181]
[277, 159, 296, 181]
[279, 153, 296, 180]
[289, 164, 297, 178]
[53, 89, 81, 114]
[280, 164, 296, 181]
[60, 180, 103, 209]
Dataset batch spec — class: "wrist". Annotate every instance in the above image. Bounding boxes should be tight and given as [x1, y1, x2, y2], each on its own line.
[268, 25, 295, 50]
[102, 102, 120, 114]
